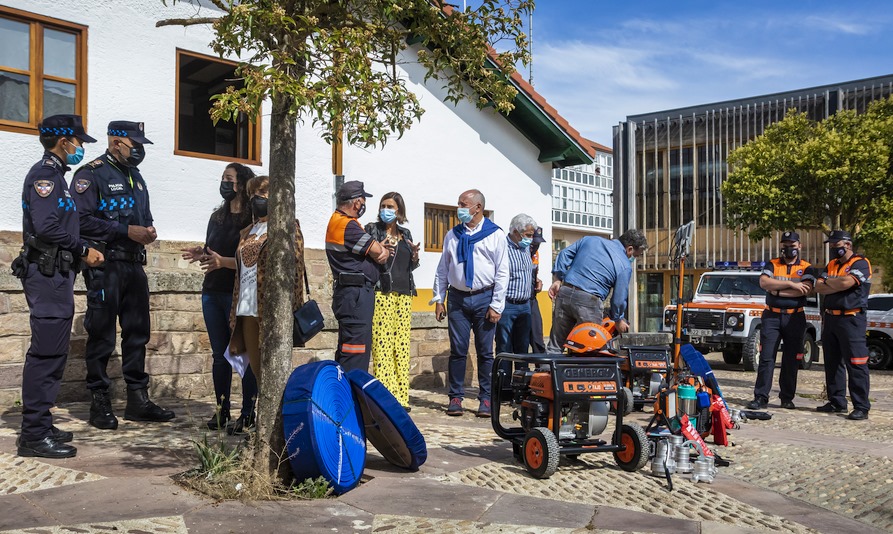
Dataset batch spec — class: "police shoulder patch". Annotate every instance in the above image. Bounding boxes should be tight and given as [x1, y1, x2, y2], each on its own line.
[87, 159, 103, 168]
[75, 178, 91, 194]
[43, 159, 57, 168]
[34, 180, 55, 198]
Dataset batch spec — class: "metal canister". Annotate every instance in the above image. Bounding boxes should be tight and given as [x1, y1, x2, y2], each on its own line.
[691, 456, 716, 483]
[650, 439, 676, 477]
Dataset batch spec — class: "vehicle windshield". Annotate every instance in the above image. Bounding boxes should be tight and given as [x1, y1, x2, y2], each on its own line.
[698, 275, 765, 297]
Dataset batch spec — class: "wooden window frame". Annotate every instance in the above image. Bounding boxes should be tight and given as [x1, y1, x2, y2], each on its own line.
[424, 202, 493, 253]
[0, 6, 88, 135]
[174, 48, 262, 166]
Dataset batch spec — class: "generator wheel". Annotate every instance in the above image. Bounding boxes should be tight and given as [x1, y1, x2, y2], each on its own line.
[613, 423, 648, 472]
[523, 427, 559, 479]
[621, 387, 634, 416]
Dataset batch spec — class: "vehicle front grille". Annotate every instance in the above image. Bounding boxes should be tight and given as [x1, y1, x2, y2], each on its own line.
[683, 311, 724, 330]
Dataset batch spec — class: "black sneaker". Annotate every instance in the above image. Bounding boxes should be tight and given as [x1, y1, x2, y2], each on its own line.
[846, 409, 868, 420]
[50, 426, 73, 443]
[780, 401, 796, 410]
[746, 398, 767, 410]
[816, 402, 846, 413]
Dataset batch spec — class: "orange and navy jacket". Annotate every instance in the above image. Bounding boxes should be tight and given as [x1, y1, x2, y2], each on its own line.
[822, 254, 872, 311]
[762, 257, 815, 309]
[325, 210, 380, 283]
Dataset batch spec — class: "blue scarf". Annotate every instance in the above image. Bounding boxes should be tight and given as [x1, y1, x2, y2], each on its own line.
[453, 218, 500, 285]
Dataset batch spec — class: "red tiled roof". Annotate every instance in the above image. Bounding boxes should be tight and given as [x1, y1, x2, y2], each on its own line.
[584, 138, 611, 154]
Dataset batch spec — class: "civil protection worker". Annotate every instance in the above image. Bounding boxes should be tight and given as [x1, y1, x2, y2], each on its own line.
[814, 230, 871, 421]
[14, 114, 103, 458]
[325, 180, 389, 372]
[747, 231, 815, 410]
[70, 121, 175, 429]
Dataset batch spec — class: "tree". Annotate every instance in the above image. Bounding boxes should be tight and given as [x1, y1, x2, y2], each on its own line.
[723, 96, 893, 287]
[159, 0, 532, 483]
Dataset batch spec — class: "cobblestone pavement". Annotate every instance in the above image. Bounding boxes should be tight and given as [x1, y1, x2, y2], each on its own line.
[0, 352, 890, 533]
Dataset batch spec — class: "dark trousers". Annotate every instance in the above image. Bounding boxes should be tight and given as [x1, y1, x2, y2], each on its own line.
[822, 314, 871, 412]
[333, 284, 375, 373]
[447, 287, 496, 401]
[84, 260, 150, 391]
[21, 265, 74, 441]
[547, 284, 604, 353]
[529, 294, 545, 353]
[753, 311, 805, 403]
[202, 291, 257, 417]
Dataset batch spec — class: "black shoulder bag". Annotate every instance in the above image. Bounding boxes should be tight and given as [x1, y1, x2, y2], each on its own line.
[293, 268, 325, 347]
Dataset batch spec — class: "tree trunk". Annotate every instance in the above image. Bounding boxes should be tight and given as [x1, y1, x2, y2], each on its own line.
[253, 90, 297, 485]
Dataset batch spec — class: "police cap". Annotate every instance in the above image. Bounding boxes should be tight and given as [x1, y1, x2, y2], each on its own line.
[38, 114, 97, 143]
[533, 226, 546, 243]
[824, 230, 852, 243]
[780, 231, 800, 243]
[337, 180, 373, 202]
[107, 121, 153, 144]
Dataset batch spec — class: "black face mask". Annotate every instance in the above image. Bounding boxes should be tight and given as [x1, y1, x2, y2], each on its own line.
[123, 142, 145, 167]
[834, 246, 848, 259]
[251, 196, 268, 218]
[356, 201, 366, 218]
[781, 247, 798, 260]
[220, 181, 237, 201]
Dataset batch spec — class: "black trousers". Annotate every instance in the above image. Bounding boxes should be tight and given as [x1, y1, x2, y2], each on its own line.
[822, 313, 871, 412]
[332, 284, 374, 373]
[84, 260, 150, 391]
[528, 294, 545, 353]
[753, 310, 805, 403]
[21, 264, 74, 441]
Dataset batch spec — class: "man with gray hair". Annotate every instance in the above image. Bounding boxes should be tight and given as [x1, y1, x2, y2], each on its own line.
[547, 229, 648, 352]
[496, 214, 537, 358]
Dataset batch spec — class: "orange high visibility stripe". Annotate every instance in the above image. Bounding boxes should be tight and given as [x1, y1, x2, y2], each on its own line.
[851, 357, 869, 365]
[325, 211, 354, 246]
[341, 343, 366, 353]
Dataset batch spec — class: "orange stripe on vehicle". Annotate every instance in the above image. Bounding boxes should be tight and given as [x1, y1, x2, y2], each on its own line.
[851, 357, 869, 365]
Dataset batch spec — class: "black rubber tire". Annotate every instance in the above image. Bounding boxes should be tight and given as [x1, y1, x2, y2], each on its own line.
[613, 422, 648, 472]
[799, 331, 818, 370]
[742, 327, 760, 372]
[867, 338, 893, 370]
[621, 387, 634, 416]
[522, 427, 559, 479]
[722, 348, 743, 365]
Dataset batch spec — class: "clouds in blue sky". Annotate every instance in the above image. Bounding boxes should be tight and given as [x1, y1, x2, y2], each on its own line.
[522, 1, 893, 144]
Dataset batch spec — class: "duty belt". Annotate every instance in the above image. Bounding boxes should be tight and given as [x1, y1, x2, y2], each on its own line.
[106, 249, 147, 264]
[766, 307, 804, 314]
[825, 308, 863, 316]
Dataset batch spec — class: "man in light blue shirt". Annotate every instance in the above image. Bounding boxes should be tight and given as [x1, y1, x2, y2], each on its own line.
[546, 229, 648, 352]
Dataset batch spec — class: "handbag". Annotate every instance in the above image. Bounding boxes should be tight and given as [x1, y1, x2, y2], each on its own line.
[293, 268, 325, 347]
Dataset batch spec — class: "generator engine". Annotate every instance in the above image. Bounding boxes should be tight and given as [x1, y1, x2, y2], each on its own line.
[510, 369, 609, 440]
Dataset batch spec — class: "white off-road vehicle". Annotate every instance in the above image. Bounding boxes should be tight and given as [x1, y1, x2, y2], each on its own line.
[867, 293, 893, 370]
[662, 265, 823, 372]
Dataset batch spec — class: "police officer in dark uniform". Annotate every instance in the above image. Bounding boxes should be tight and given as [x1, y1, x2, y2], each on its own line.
[325, 181, 389, 372]
[814, 230, 872, 421]
[70, 121, 175, 429]
[747, 231, 815, 410]
[15, 114, 103, 458]
[528, 226, 546, 353]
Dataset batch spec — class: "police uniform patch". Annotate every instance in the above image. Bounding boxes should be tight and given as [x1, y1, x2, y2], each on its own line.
[75, 178, 91, 193]
[87, 159, 103, 168]
[137, 182, 144, 191]
[797, 269, 803, 276]
[34, 180, 54, 197]
[43, 159, 57, 168]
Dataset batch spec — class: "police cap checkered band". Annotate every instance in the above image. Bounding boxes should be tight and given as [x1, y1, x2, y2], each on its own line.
[38, 114, 97, 143]
[107, 120, 153, 144]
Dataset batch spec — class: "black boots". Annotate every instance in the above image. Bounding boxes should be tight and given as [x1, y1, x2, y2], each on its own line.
[124, 388, 176, 422]
[89, 389, 119, 430]
[17, 436, 77, 458]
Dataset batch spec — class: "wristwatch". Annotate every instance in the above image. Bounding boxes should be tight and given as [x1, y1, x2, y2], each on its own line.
[80, 244, 90, 257]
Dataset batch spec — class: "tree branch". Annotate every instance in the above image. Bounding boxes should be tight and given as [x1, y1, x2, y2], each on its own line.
[156, 16, 219, 28]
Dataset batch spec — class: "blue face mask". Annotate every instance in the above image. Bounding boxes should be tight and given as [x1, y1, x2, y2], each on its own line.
[519, 237, 532, 248]
[380, 208, 397, 223]
[457, 207, 474, 224]
[66, 144, 85, 165]
[629, 256, 636, 265]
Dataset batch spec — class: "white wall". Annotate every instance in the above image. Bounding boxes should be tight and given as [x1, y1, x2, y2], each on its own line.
[2, 0, 555, 288]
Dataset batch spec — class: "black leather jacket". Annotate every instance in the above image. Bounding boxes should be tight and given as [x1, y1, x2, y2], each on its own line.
[364, 221, 419, 295]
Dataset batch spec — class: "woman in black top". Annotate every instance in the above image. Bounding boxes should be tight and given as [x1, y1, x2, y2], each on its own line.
[364, 192, 419, 410]
[181, 163, 258, 433]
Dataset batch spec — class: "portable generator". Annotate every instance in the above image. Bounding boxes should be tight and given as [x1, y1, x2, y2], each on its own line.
[492, 353, 649, 479]
[621, 345, 672, 411]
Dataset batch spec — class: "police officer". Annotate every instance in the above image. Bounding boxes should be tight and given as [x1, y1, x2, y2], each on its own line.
[528, 226, 546, 353]
[814, 230, 871, 420]
[70, 121, 174, 429]
[747, 231, 815, 410]
[325, 181, 389, 372]
[16, 115, 103, 458]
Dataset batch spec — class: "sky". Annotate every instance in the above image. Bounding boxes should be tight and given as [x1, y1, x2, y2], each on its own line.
[510, 0, 893, 145]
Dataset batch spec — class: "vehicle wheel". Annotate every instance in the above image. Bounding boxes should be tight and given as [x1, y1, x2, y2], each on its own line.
[799, 331, 818, 370]
[621, 387, 634, 416]
[867, 338, 893, 370]
[742, 327, 760, 372]
[722, 348, 743, 365]
[613, 422, 648, 472]
[523, 427, 559, 479]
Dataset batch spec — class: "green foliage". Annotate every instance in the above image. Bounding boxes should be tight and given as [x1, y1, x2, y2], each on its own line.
[192, 430, 243, 479]
[290, 476, 333, 499]
[162, 0, 532, 148]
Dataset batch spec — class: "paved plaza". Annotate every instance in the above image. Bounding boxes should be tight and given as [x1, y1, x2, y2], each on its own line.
[0, 352, 891, 533]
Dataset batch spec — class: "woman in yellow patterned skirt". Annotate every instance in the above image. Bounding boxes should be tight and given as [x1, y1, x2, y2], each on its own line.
[365, 193, 419, 411]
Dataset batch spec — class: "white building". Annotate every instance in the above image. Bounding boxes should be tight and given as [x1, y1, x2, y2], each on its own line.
[551, 140, 614, 255]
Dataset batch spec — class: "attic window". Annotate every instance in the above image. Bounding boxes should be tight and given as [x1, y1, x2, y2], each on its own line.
[175, 49, 260, 165]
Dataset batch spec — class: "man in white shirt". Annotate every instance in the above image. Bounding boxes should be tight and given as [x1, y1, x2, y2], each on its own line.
[432, 190, 509, 417]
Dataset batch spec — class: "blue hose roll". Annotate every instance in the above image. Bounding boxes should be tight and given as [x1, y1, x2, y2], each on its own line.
[282, 361, 366, 494]
[347, 369, 427, 471]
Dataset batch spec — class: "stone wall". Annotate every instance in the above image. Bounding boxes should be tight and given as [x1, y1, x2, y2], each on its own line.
[0, 231, 471, 407]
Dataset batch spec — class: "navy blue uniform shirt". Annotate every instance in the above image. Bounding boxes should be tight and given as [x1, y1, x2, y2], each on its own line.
[22, 150, 83, 252]
[70, 152, 153, 253]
